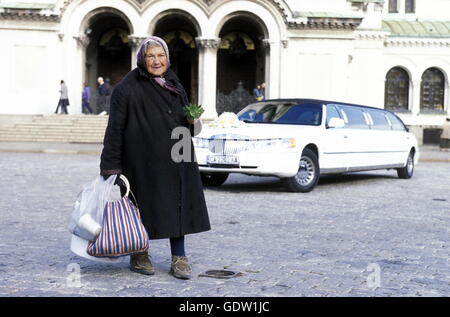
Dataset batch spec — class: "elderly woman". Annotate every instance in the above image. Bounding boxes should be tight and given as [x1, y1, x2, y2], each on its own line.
[100, 36, 210, 279]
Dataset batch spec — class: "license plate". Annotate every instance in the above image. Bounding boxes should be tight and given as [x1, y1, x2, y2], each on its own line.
[207, 155, 240, 166]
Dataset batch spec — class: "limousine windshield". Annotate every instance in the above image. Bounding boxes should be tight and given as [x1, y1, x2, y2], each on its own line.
[238, 101, 322, 126]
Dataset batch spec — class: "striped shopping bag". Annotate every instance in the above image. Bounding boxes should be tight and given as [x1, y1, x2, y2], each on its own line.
[87, 195, 149, 257]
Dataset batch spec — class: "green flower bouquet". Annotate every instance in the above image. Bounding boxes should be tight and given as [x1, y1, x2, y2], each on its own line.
[183, 103, 205, 121]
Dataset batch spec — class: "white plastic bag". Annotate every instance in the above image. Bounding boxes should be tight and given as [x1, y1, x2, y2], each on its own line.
[69, 175, 117, 241]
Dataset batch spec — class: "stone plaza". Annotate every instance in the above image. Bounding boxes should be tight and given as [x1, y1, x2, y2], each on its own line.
[0, 148, 449, 297]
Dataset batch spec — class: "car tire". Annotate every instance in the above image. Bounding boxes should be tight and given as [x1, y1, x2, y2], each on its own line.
[200, 172, 229, 187]
[281, 148, 320, 192]
[397, 150, 414, 179]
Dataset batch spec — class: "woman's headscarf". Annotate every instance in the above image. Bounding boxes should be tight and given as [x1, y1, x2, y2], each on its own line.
[136, 36, 180, 94]
[136, 36, 171, 70]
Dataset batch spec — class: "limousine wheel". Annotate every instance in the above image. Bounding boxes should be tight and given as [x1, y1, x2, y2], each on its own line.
[281, 148, 320, 192]
[397, 151, 415, 179]
[200, 172, 229, 187]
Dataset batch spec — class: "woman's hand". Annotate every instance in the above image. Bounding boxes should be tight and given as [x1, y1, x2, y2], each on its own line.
[103, 174, 123, 186]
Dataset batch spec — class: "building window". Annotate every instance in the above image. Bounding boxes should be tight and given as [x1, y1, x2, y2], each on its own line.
[385, 67, 410, 111]
[388, 0, 398, 13]
[405, 0, 415, 13]
[420, 68, 445, 112]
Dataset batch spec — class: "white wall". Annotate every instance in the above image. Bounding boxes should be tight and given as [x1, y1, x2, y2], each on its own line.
[0, 0, 449, 126]
[281, 33, 355, 102]
[0, 27, 62, 114]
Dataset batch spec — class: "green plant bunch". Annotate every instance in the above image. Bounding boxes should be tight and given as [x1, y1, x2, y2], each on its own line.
[183, 103, 205, 121]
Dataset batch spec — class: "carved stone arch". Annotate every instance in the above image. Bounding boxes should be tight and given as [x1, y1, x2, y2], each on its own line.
[141, 0, 210, 16]
[79, 6, 134, 35]
[147, 8, 202, 37]
[206, 0, 291, 23]
[215, 10, 270, 40]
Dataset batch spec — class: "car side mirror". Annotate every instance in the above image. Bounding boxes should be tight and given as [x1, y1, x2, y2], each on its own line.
[327, 117, 345, 129]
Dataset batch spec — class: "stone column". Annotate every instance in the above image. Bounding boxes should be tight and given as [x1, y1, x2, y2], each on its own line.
[262, 39, 272, 99]
[262, 39, 281, 100]
[128, 36, 147, 69]
[195, 37, 221, 120]
[73, 35, 91, 114]
[195, 38, 220, 120]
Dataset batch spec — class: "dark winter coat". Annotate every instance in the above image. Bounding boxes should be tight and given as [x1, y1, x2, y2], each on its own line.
[100, 66, 210, 240]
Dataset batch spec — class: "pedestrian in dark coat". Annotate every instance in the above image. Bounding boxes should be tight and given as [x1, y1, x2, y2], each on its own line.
[96, 77, 110, 114]
[55, 80, 69, 114]
[100, 36, 210, 279]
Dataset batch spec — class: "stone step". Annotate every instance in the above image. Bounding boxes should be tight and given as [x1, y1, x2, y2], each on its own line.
[31, 120, 108, 125]
[33, 115, 108, 119]
[0, 137, 103, 144]
[0, 126, 106, 131]
[0, 115, 109, 144]
[0, 131, 103, 138]
[8, 126, 106, 130]
[1, 132, 106, 137]
[0, 132, 105, 139]
[31, 117, 108, 123]
[15, 122, 107, 127]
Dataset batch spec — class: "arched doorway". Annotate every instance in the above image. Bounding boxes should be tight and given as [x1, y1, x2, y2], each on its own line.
[84, 8, 132, 113]
[216, 14, 267, 114]
[420, 67, 445, 112]
[384, 67, 410, 111]
[153, 12, 199, 104]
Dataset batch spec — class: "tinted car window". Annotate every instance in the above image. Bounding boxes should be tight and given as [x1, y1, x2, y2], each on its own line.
[326, 105, 342, 126]
[238, 101, 323, 126]
[337, 105, 369, 129]
[385, 112, 406, 131]
[366, 109, 391, 130]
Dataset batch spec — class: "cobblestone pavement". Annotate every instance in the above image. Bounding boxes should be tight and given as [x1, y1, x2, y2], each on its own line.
[0, 152, 449, 297]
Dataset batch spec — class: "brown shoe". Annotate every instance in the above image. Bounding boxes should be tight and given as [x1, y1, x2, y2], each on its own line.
[170, 256, 192, 280]
[130, 252, 154, 276]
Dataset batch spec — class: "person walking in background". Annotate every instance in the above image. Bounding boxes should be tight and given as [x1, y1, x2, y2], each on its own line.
[81, 82, 93, 114]
[55, 80, 69, 114]
[100, 36, 210, 279]
[440, 118, 450, 150]
[253, 84, 263, 101]
[260, 82, 266, 101]
[104, 77, 112, 114]
[97, 77, 110, 115]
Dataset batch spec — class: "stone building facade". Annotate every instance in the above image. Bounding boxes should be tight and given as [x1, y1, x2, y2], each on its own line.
[0, 0, 449, 143]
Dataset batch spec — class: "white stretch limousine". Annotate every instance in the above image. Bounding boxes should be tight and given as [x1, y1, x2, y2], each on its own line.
[193, 99, 419, 192]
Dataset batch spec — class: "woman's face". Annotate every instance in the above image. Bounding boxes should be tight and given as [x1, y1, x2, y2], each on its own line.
[145, 45, 168, 76]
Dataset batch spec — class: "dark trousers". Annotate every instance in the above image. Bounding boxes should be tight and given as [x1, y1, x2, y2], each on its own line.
[82, 100, 93, 114]
[97, 96, 107, 114]
[55, 99, 69, 114]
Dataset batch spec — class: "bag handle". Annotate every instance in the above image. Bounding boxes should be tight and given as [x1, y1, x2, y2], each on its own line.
[119, 174, 130, 197]
[118, 175, 139, 209]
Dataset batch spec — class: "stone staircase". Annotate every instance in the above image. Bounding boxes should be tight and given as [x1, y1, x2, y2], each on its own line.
[0, 115, 108, 143]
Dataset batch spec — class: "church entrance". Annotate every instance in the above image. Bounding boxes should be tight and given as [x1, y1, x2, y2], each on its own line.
[216, 14, 267, 114]
[84, 9, 132, 113]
